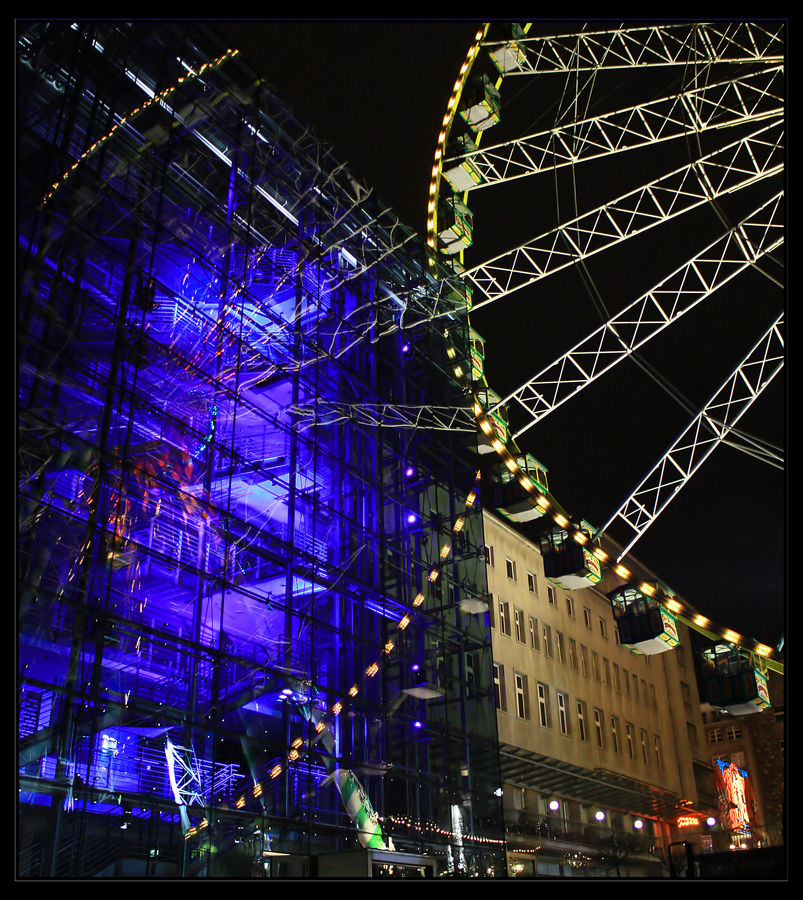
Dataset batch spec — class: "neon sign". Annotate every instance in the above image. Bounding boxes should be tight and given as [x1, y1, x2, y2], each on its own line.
[714, 758, 753, 833]
[677, 816, 700, 827]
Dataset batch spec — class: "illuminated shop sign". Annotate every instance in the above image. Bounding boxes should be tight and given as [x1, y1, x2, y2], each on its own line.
[714, 758, 754, 833]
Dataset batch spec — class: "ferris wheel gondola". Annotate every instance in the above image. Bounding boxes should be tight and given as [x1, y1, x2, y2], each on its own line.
[701, 644, 771, 715]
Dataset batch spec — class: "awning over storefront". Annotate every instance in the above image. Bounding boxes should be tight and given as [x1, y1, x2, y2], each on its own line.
[498, 743, 713, 821]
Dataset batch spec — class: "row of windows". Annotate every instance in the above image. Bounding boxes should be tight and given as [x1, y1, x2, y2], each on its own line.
[488, 545, 612, 640]
[708, 725, 742, 743]
[494, 664, 663, 766]
[491, 597, 656, 707]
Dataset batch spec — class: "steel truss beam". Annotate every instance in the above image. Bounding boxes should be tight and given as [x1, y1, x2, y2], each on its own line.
[495, 190, 783, 437]
[461, 120, 783, 312]
[445, 67, 783, 191]
[487, 21, 785, 76]
[290, 401, 477, 433]
[595, 312, 784, 558]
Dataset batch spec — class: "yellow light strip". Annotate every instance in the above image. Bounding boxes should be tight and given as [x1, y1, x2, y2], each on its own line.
[426, 27, 487, 261]
[40, 48, 240, 208]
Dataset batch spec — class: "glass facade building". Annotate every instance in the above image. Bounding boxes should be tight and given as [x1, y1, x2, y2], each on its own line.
[17, 22, 505, 878]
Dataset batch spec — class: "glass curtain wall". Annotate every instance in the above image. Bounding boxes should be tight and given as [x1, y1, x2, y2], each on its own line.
[17, 21, 504, 878]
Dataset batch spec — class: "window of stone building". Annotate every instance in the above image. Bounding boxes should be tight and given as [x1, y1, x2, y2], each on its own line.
[580, 645, 589, 677]
[493, 663, 506, 711]
[568, 638, 578, 671]
[528, 615, 539, 651]
[558, 692, 570, 735]
[594, 708, 605, 748]
[515, 672, 529, 720]
[610, 715, 620, 753]
[577, 701, 587, 742]
[498, 599, 511, 636]
[537, 683, 551, 727]
[542, 623, 553, 658]
[681, 681, 691, 706]
[514, 607, 525, 643]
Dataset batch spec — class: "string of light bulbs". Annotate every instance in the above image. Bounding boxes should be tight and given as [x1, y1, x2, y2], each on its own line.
[39, 47, 240, 209]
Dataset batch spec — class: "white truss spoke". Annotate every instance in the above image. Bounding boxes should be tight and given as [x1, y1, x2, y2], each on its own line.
[489, 22, 784, 77]
[497, 190, 783, 437]
[463, 121, 783, 311]
[447, 67, 782, 191]
[594, 312, 784, 558]
[290, 401, 477, 433]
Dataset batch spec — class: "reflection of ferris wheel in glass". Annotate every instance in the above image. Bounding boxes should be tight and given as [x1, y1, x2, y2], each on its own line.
[427, 22, 785, 676]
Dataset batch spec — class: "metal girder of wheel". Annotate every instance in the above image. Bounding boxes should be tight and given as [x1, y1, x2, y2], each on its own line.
[486, 21, 785, 77]
[461, 119, 783, 312]
[165, 737, 206, 808]
[595, 312, 784, 559]
[443, 66, 783, 192]
[497, 189, 783, 438]
[290, 401, 478, 433]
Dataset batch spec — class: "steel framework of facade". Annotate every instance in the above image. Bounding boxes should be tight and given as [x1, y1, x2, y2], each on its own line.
[17, 22, 505, 878]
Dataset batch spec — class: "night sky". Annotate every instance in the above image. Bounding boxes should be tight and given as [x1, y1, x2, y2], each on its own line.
[213, 20, 786, 650]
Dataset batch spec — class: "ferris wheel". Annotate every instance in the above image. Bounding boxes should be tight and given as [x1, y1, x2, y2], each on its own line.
[427, 22, 785, 675]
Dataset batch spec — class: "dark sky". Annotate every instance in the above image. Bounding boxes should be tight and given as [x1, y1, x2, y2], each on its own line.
[212, 20, 786, 650]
